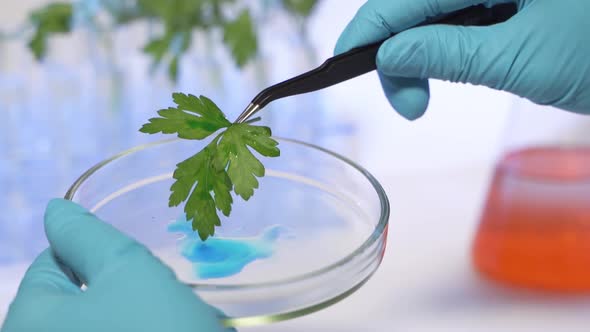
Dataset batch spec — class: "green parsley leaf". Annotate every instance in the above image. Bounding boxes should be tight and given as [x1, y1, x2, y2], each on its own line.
[140, 93, 231, 139]
[171, 143, 233, 240]
[140, 93, 279, 240]
[223, 9, 257, 67]
[218, 124, 280, 200]
[27, 3, 73, 60]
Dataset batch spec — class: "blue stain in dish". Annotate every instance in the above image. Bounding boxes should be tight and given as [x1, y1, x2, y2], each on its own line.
[167, 217, 290, 279]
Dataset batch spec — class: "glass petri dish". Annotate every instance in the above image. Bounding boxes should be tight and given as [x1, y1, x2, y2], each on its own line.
[65, 137, 389, 328]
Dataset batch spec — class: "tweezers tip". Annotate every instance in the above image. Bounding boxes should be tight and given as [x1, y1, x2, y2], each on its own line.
[234, 103, 261, 124]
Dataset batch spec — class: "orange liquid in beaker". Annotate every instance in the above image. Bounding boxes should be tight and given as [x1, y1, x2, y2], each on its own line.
[472, 146, 590, 292]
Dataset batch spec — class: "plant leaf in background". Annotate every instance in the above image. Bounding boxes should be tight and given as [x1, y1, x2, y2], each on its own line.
[142, 31, 191, 81]
[28, 3, 74, 60]
[132, 0, 258, 78]
[223, 9, 258, 68]
[282, 0, 319, 17]
[137, 0, 202, 80]
[142, 33, 175, 66]
[23, 0, 321, 80]
[99, 0, 147, 24]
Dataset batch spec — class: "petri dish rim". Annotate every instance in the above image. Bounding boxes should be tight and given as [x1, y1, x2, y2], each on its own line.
[64, 137, 390, 325]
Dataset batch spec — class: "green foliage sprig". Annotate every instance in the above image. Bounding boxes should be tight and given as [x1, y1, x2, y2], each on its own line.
[23, 0, 319, 80]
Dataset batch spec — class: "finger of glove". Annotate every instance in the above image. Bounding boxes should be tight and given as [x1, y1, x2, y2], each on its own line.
[2, 250, 81, 332]
[377, 23, 517, 91]
[378, 73, 430, 120]
[15, 249, 81, 297]
[334, 0, 493, 54]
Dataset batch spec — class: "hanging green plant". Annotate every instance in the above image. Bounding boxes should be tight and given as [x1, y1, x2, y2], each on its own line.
[22, 0, 320, 81]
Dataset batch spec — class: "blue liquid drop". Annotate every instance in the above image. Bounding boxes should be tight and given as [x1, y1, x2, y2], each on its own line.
[167, 218, 290, 279]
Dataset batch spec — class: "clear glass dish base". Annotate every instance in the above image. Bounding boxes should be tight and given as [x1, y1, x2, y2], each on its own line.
[66, 138, 389, 327]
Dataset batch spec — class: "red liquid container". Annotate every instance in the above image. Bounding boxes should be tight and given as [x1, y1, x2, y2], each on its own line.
[472, 146, 590, 292]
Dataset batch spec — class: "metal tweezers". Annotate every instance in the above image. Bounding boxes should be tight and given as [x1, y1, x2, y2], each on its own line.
[234, 3, 517, 124]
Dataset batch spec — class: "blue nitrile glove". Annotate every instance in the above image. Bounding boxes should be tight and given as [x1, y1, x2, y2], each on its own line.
[1, 199, 234, 332]
[335, 0, 590, 120]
